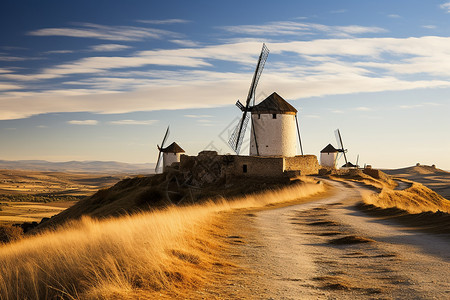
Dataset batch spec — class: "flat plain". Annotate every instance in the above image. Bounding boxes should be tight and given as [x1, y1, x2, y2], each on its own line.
[0, 169, 124, 224]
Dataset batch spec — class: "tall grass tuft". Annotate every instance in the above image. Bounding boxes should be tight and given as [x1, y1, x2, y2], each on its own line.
[361, 182, 450, 214]
[0, 181, 324, 299]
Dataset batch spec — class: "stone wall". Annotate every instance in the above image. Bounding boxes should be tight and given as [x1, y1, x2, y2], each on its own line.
[179, 151, 319, 186]
[179, 151, 227, 186]
[284, 155, 319, 175]
[229, 156, 285, 177]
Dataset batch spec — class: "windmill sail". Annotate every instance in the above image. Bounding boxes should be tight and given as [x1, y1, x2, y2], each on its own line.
[334, 129, 348, 165]
[155, 126, 170, 173]
[228, 43, 269, 154]
[228, 113, 250, 155]
[248, 43, 269, 107]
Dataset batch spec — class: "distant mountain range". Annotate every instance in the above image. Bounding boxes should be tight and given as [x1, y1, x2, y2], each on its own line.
[0, 160, 155, 174]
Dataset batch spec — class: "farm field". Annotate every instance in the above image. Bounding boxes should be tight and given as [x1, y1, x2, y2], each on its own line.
[0, 201, 75, 224]
[0, 169, 127, 224]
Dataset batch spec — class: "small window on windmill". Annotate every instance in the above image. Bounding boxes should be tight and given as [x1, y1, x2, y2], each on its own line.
[258, 114, 261, 119]
[243, 164, 248, 173]
[272, 114, 277, 119]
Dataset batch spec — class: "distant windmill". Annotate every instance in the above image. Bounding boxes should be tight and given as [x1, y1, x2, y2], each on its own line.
[155, 126, 185, 173]
[335, 129, 357, 168]
[228, 43, 269, 154]
[155, 126, 170, 173]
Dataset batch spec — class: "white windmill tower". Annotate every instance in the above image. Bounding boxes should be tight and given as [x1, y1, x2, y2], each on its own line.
[228, 43, 304, 157]
[249, 92, 301, 156]
[320, 144, 339, 167]
[155, 126, 185, 173]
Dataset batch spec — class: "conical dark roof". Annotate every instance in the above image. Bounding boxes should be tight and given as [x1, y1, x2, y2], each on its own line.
[341, 162, 356, 168]
[251, 92, 297, 114]
[162, 142, 185, 153]
[320, 144, 338, 153]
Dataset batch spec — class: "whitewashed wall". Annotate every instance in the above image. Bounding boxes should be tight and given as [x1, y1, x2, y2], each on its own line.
[250, 113, 297, 157]
[320, 152, 337, 167]
[163, 152, 182, 171]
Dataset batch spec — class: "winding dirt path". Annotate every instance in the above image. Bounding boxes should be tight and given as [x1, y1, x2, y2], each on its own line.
[203, 180, 450, 299]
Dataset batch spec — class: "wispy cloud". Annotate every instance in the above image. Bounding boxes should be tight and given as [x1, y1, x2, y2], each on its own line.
[440, 2, 450, 13]
[90, 44, 131, 52]
[0, 46, 27, 51]
[2, 37, 450, 120]
[67, 120, 99, 125]
[136, 19, 190, 25]
[184, 114, 213, 118]
[0, 55, 34, 61]
[354, 106, 372, 111]
[28, 23, 179, 41]
[0, 68, 12, 74]
[422, 25, 437, 29]
[399, 102, 442, 109]
[45, 50, 74, 54]
[0, 83, 22, 91]
[220, 21, 386, 38]
[109, 119, 157, 125]
[388, 14, 401, 18]
[170, 39, 200, 47]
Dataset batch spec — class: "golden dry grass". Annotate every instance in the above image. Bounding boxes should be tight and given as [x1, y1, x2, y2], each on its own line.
[0, 181, 324, 299]
[361, 182, 450, 214]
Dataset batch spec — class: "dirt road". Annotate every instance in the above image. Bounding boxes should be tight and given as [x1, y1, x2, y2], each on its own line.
[206, 180, 450, 299]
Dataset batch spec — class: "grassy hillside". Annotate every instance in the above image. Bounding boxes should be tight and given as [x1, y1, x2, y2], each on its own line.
[361, 181, 450, 214]
[329, 168, 450, 214]
[36, 171, 305, 231]
[383, 165, 450, 199]
[338, 168, 450, 234]
[0, 181, 325, 299]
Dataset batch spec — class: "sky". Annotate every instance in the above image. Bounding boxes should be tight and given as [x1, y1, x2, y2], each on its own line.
[0, 0, 449, 170]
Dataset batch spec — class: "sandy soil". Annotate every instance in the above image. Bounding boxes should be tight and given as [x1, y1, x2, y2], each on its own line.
[200, 180, 449, 299]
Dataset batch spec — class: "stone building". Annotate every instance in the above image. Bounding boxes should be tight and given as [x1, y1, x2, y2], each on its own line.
[179, 151, 319, 186]
[161, 142, 185, 172]
[320, 144, 338, 168]
[250, 92, 299, 157]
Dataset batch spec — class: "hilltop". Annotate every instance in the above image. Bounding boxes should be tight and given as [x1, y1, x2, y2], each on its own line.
[34, 169, 302, 231]
[383, 164, 450, 199]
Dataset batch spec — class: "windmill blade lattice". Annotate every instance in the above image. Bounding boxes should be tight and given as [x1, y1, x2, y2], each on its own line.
[334, 129, 348, 165]
[228, 113, 250, 155]
[155, 126, 170, 173]
[228, 43, 269, 154]
[248, 43, 269, 106]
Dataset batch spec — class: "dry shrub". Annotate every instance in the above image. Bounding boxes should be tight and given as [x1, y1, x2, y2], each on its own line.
[0, 225, 23, 244]
[0, 181, 325, 299]
[135, 187, 165, 206]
